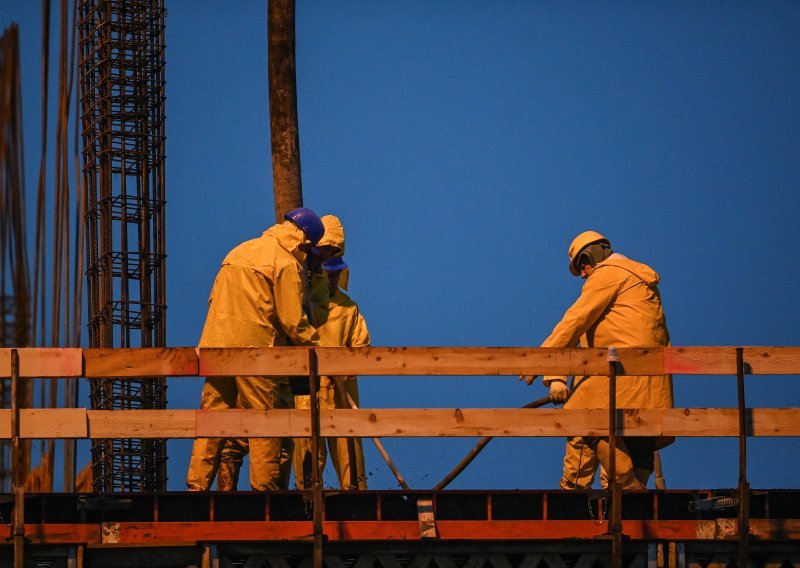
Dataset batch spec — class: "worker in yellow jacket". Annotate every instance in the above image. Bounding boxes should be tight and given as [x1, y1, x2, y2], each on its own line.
[186, 207, 329, 492]
[522, 231, 673, 490]
[215, 215, 349, 490]
[295, 254, 370, 490]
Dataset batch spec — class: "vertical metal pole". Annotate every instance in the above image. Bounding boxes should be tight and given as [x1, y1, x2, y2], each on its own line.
[608, 347, 622, 568]
[736, 347, 750, 568]
[308, 348, 324, 568]
[11, 349, 24, 568]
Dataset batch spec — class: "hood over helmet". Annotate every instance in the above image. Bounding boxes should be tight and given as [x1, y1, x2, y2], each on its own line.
[314, 215, 346, 256]
[267, 222, 311, 264]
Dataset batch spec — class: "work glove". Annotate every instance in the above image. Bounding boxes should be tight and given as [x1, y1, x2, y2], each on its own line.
[518, 374, 538, 386]
[549, 379, 569, 405]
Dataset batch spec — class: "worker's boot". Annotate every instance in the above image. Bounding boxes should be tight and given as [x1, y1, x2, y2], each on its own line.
[592, 438, 645, 490]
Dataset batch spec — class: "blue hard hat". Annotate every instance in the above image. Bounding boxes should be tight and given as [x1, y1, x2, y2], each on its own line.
[322, 256, 348, 272]
[284, 207, 324, 245]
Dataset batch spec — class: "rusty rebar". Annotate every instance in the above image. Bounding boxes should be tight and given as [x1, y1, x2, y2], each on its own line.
[79, 0, 168, 492]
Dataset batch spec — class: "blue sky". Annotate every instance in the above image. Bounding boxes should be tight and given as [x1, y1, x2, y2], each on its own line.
[3, 1, 799, 491]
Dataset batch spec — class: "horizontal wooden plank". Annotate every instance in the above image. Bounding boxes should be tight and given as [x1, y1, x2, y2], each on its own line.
[743, 346, 800, 375]
[0, 346, 798, 378]
[84, 347, 199, 377]
[87, 410, 197, 438]
[198, 347, 309, 376]
[21, 409, 87, 438]
[197, 408, 309, 438]
[0, 348, 83, 378]
[664, 346, 800, 375]
[315, 347, 666, 376]
[4, 407, 799, 439]
[661, 408, 800, 437]
[664, 347, 737, 375]
[0, 409, 10, 438]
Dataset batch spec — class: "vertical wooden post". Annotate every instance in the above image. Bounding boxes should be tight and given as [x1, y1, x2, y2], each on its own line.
[308, 348, 324, 568]
[736, 347, 750, 568]
[607, 347, 622, 568]
[268, 0, 304, 221]
[11, 349, 25, 568]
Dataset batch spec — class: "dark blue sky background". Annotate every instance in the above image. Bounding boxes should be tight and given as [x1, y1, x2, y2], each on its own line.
[3, 1, 799, 490]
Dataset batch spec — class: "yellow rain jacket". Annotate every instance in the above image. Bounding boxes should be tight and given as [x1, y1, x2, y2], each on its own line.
[542, 253, 673, 490]
[542, 254, 673, 410]
[308, 215, 346, 324]
[199, 221, 324, 349]
[187, 221, 326, 491]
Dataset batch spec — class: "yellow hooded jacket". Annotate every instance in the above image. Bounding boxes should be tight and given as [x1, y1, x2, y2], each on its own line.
[542, 254, 673, 410]
[308, 215, 346, 325]
[198, 221, 324, 349]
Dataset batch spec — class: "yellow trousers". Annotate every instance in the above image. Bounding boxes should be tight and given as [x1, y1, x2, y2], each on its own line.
[561, 436, 651, 490]
[294, 377, 366, 490]
[186, 376, 238, 491]
[234, 376, 293, 491]
[217, 437, 293, 491]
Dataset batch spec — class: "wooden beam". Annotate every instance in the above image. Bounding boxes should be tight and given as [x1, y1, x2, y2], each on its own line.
[315, 347, 666, 376]
[196, 408, 309, 438]
[4, 407, 799, 439]
[743, 347, 800, 375]
[0, 348, 82, 378]
[0, 346, 799, 378]
[87, 410, 197, 439]
[20, 409, 86, 438]
[0, 410, 10, 438]
[664, 347, 800, 375]
[84, 348, 198, 377]
[198, 347, 309, 376]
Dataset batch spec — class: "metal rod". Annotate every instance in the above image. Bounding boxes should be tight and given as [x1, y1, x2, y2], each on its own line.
[736, 347, 750, 568]
[11, 349, 24, 568]
[434, 395, 552, 491]
[308, 348, 324, 568]
[608, 347, 622, 568]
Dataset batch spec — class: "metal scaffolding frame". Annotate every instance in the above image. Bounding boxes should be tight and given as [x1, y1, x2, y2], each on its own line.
[77, 0, 167, 492]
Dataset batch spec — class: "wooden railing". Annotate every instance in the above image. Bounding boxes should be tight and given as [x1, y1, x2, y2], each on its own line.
[1, 346, 798, 440]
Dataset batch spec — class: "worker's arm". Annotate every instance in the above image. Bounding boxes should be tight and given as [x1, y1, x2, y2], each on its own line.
[520, 269, 620, 388]
[541, 267, 621, 349]
[348, 308, 370, 348]
[343, 307, 370, 382]
[273, 263, 328, 347]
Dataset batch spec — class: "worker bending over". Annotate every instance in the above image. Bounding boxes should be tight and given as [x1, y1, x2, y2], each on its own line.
[186, 207, 330, 492]
[521, 231, 673, 490]
[295, 254, 370, 490]
[215, 215, 368, 491]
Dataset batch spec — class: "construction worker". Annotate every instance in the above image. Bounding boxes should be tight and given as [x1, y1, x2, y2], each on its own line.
[521, 231, 673, 490]
[215, 214, 347, 490]
[186, 207, 330, 492]
[294, 254, 370, 490]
